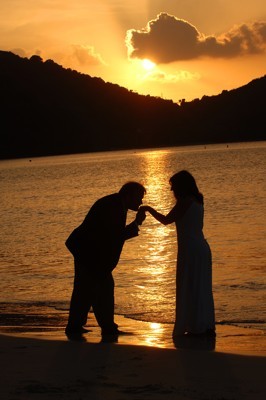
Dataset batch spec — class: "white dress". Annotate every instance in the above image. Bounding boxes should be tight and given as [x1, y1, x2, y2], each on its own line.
[173, 201, 215, 336]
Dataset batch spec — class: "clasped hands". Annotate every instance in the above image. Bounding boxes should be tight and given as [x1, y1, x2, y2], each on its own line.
[135, 205, 152, 226]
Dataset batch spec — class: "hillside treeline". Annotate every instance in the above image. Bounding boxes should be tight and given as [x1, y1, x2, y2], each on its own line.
[0, 50, 265, 159]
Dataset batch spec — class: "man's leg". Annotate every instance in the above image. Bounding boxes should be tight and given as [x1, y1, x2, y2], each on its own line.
[65, 261, 91, 335]
[93, 273, 118, 335]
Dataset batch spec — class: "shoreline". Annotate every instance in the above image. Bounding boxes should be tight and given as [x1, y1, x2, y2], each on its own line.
[1, 316, 265, 399]
[1, 320, 265, 400]
[1, 314, 265, 354]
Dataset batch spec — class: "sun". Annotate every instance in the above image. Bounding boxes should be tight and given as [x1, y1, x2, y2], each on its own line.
[142, 58, 156, 71]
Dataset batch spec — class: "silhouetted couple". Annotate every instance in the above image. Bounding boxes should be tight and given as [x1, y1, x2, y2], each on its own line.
[65, 172, 215, 340]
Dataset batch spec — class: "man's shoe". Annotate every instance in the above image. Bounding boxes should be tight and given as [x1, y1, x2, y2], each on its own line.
[115, 329, 133, 335]
[101, 329, 132, 337]
[65, 326, 90, 336]
[81, 327, 91, 333]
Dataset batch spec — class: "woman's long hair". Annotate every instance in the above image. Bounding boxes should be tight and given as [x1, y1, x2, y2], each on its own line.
[169, 170, 204, 204]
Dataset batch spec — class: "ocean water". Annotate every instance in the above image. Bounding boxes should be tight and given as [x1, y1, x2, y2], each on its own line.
[0, 142, 265, 332]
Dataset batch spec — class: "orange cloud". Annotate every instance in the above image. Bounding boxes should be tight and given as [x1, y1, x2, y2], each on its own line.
[143, 69, 200, 83]
[126, 12, 266, 63]
[70, 44, 106, 66]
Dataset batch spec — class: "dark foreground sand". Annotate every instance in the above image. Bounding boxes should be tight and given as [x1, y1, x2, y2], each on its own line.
[1, 315, 265, 400]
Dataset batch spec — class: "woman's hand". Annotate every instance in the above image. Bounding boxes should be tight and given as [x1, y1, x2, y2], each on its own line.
[138, 205, 173, 225]
[139, 205, 153, 213]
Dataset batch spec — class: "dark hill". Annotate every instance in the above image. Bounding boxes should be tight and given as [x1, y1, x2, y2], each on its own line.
[0, 50, 265, 159]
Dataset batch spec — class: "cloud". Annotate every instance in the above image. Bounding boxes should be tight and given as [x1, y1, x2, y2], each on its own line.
[142, 69, 200, 83]
[11, 48, 28, 58]
[11, 48, 42, 59]
[70, 44, 107, 66]
[126, 12, 266, 63]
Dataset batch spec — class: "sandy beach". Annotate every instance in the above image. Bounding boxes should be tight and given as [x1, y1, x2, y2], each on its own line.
[1, 315, 265, 400]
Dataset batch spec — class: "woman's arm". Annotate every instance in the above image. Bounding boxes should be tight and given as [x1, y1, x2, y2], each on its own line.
[140, 205, 176, 225]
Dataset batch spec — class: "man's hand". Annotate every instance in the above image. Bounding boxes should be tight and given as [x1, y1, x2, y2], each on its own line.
[135, 207, 146, 226]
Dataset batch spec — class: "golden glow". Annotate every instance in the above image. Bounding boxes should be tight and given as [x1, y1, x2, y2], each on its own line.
[127, 58, 157, 84]
[143, 322, 166, 347]
[137, 149, 177, 283]
[1, 1, 265, 102]
[141, 149, 174, 209]
[142, 58, 156, 71]
[150, 322, 161, 330]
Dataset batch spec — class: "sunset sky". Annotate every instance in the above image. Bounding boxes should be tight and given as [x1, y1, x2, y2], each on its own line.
[1, 0, 265, 102]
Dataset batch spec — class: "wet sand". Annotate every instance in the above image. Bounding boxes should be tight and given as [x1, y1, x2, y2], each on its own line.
[1, 315, 265, 399]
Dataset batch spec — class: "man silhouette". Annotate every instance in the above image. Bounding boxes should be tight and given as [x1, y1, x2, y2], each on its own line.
[65, 181, 146, 338]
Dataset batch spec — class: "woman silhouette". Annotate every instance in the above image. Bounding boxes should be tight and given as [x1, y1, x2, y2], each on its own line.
[141, 170, 215, 338]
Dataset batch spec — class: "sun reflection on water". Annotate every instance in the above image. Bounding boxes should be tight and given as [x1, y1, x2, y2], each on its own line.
[141, 149, 177, 267]
[141, 150, 173, 208]
[122, 149, 178, 319]
[143, 322, 167, 347]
